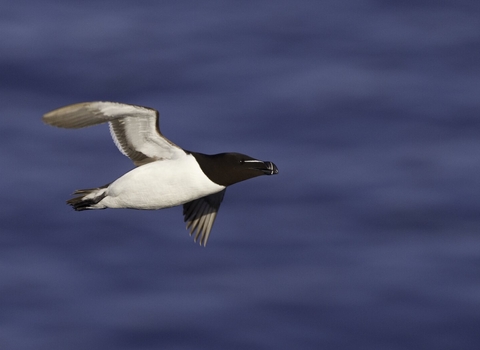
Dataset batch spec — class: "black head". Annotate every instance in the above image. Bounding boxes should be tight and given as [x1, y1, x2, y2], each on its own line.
[191, 152, 279, 187]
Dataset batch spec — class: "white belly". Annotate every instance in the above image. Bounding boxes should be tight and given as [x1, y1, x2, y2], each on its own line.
[101, 154, 224, 209]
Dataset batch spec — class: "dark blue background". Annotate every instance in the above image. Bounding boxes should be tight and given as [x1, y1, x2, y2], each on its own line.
[2, 1, 480, 349]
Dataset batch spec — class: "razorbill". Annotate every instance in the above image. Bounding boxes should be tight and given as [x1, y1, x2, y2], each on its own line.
[42, 101, 278, 246]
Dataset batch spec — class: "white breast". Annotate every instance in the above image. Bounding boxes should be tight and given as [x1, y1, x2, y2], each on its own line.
[101, 154, 225, 209]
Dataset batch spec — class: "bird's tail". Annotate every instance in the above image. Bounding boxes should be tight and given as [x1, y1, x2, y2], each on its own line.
[67, 184, 109, 211]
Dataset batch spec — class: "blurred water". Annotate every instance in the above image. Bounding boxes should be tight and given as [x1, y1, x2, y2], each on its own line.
[1, 1, 480, 349]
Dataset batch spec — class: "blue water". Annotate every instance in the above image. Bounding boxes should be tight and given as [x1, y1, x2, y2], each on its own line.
[2, 1, 480, 349]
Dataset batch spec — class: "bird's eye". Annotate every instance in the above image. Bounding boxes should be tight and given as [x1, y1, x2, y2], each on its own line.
[239, 159, 245, 164]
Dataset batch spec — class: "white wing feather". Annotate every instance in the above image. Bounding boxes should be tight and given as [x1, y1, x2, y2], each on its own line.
[43, 101, 185, 166]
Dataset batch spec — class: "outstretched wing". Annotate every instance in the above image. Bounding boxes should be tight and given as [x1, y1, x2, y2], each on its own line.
[183, 190, 226, 246]
[43, 101, 185, 166]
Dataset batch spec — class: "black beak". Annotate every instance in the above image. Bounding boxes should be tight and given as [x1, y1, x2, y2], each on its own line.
[261, 161, 279, 175]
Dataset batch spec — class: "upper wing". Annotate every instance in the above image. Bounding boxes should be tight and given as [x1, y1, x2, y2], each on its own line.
[42, 101, 185, 166]
[183, 190, 226, 246]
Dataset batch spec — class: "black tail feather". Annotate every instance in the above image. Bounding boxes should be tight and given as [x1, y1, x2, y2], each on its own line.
[66, 184, 109, 211]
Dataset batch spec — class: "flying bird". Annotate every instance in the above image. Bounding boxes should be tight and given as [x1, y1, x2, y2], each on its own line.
[43, 102, 278, 246]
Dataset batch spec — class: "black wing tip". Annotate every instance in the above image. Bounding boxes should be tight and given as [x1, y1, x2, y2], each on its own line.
[185, 216, 210, 246]
[182, 190, 226, 247]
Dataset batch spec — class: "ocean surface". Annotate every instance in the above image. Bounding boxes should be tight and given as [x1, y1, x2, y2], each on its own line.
[2, 1, 480, 349]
